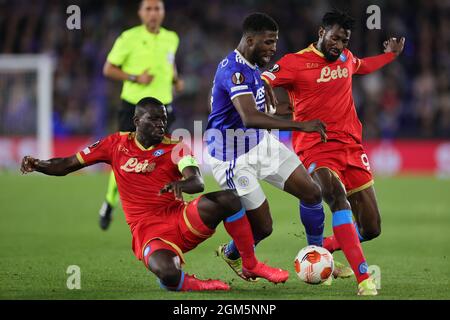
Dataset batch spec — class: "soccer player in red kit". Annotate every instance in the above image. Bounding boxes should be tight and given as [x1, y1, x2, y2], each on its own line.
[262, 10, 405, 295]
[20, 97, 289, 292]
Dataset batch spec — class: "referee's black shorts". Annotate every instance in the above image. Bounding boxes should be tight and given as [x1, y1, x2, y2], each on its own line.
[118, 100, 175, 132]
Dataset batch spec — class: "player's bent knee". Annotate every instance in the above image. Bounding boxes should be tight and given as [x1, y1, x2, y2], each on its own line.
[328, 196, 351, 212]
[150, 259, 181, 287]
[326, 185, 350, 211]
[321, 185, 338, 206]
[253, 224, 273, 242]
[147, 248, 181, 287]
[301, 182, 322, 204]
[217, 190, 242, 214]
[361, 225, 381, 240]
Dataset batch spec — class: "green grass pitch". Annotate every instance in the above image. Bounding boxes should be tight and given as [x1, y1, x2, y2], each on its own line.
[1, 172, 449, 299]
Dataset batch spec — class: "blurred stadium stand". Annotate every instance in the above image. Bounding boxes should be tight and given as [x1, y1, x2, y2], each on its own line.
[0, 0, 449, 173]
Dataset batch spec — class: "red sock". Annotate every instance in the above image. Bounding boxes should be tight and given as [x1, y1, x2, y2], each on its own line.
[223, 208, 257, 270]
[323, 235, 339, 253]
[325, 222, 366, 253]
[332, 210, 369, 283]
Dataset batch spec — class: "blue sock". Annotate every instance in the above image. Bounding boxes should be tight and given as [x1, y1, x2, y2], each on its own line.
[354, 221, 366, 242]
[224, 240, 240, 260]
[300, 201, 325, 246]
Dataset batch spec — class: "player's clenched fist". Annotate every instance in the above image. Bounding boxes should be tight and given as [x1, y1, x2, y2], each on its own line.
[20, 156, 39, 174]
[160, 181, 184, 201]
[383, 37, 405, 57]
[298, 119, 328, 143]
[263, 80, 278, 114]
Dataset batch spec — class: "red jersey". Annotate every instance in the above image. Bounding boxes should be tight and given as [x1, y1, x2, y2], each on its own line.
[262, 44, 395, 154]
[76, 132, 195, 231]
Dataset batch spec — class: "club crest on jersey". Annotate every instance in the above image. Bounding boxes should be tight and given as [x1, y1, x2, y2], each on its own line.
[358, 262, 369, 274]
[269, 64, 280, 73]
[221, 58, 229, 68]
[232, 72, 245, 85]
[339, 53, 347, 62]
[153, 149, 164, 157]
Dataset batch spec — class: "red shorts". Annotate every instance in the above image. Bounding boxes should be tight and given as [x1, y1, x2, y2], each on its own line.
[300, 141, 374, 195]
[131, 196, 215, 266]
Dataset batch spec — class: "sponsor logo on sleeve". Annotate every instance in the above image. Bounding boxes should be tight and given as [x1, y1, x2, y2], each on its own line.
[82, 140, 100, 155]
[232, 72, 245, 85]
[269, 64, 280, 73]
[231, 85, 249, 93]
[89, 141, 100, 148]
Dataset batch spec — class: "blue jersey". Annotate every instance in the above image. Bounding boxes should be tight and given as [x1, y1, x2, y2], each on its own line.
[206, 50, 266, 161]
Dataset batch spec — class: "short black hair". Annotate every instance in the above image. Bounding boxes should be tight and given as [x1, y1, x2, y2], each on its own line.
[140, 0, 164, 8]
[322, 9, 355, 31]
[135, 97, 165, 116]
[243, 12, 278, 35]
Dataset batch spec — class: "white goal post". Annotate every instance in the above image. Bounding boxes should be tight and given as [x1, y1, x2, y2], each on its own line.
[0, 54, 55, 159]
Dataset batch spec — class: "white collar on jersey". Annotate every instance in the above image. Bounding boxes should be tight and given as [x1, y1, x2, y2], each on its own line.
[234, 49, 257, 70]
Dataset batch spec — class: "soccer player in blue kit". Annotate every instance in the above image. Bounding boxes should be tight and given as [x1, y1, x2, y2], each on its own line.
[205, 13, 352, 281]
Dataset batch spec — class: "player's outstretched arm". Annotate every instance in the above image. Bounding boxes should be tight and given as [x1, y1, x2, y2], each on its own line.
[20, 155, 85, 176]
[356, 37, 405, 75]
[232, 94, 327, 142]
[160, 166, 205, 201]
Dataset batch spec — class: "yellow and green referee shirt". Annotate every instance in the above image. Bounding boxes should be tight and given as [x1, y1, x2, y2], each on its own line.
[107, 25, 179, 105]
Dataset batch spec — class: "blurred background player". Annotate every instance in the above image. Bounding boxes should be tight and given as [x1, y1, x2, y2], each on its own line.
[262, 10, 405, 295]
[205, 13, 330, 282]
[100, 0, 184, 230]
[20, 97, 289, 291]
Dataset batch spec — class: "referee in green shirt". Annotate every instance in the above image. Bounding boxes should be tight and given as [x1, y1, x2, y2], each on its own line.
[99, 0, 184, 230]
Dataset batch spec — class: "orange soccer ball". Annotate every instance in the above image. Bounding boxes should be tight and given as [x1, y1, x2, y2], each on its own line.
[294, 245, 334, 284]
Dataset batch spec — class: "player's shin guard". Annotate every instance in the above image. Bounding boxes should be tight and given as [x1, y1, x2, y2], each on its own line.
[299, 201, 325, 246]
[332, 210, 369, 283]
[324, 222, 367, 253]
[223, 208, 257, 270]
[105, 171, 119, 208]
